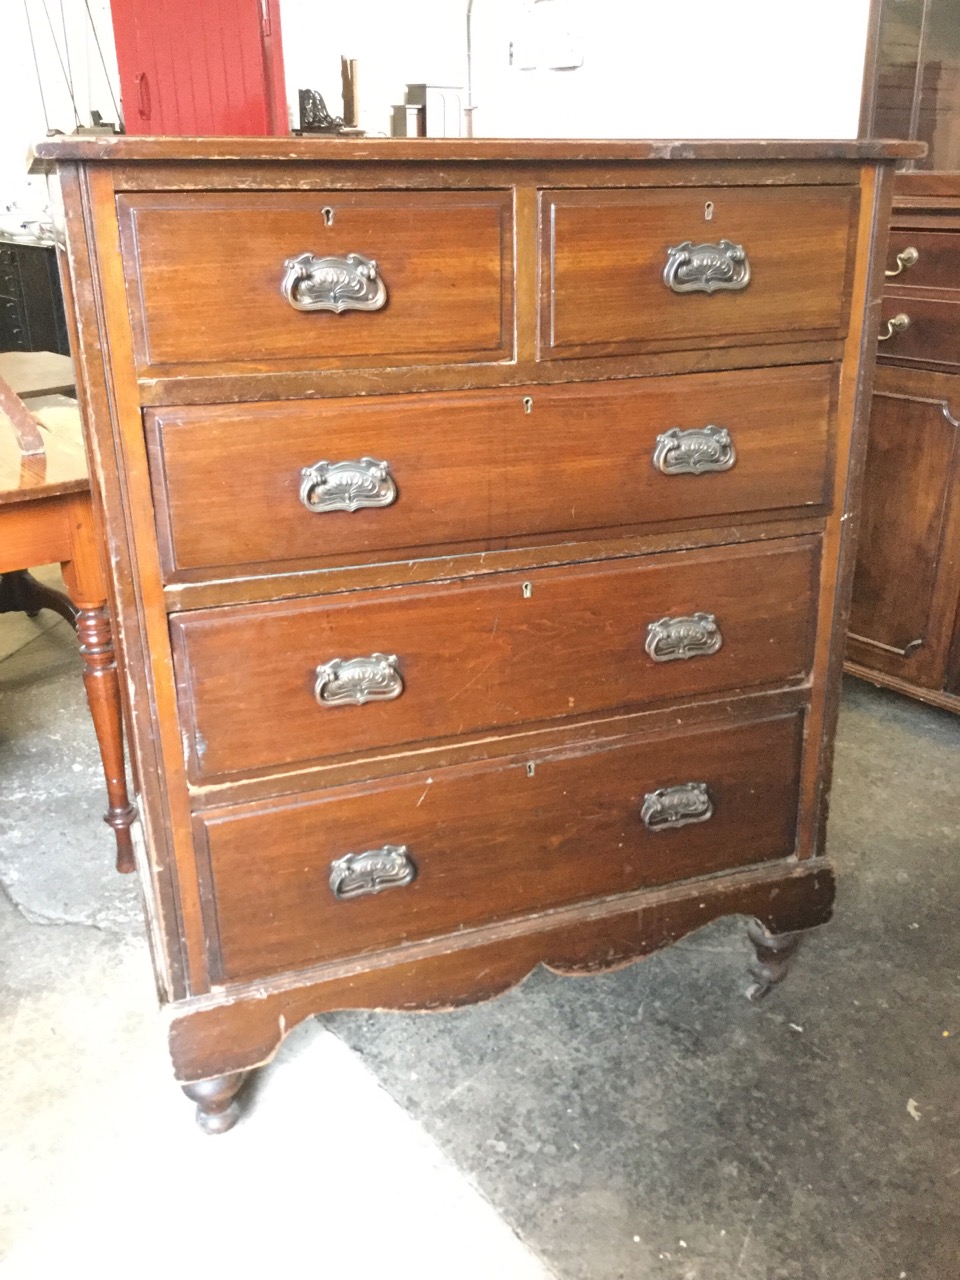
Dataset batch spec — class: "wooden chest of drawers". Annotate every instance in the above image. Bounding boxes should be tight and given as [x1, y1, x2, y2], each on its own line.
[33, 136, 916, 1132]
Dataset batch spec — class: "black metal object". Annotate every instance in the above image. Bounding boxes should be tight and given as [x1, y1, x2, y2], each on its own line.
[0, 240, 69, 354]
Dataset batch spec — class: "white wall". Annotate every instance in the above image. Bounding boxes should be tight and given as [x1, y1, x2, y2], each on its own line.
[0, 0, 120, 236]
[2, 0, 871, 233]
[280, 0, 873, 140]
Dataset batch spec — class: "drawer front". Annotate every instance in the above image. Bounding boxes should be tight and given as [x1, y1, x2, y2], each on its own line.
[197, 711, 804, 981]
[117, 191, 513, 373]
[171, 537, 820, 782]
[883, 229, 960, 295]
[149, 364, 835, 579]
[541, 186, 858, 358]
[878, 294, 960, 371]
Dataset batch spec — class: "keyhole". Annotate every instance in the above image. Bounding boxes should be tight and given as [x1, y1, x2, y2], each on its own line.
[522, 396, 533, 414]
[704, 201, 714, 222]
[525, 762, 536, 778]
[522, 582, 533, 599]
[322, 206, 335, 226]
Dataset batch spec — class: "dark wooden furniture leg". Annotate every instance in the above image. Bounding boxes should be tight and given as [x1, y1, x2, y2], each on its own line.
[61, 497, 137, 874]
[182, 1073, 248, 1134]
[745, 919, 804, 1002]
[74, 605, 137, 872]
[0, 568, 77, 625]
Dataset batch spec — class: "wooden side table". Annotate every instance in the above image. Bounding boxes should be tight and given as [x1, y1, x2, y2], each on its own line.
[0, 376, 135, 872]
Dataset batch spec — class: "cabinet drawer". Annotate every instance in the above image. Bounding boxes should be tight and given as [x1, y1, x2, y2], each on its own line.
[197, 710, 804, 982]
[171, 537, 820, 782]
[117, 191, 513, 374]
[878, 294, 960, 371]
[883, 229, 960, 295]
[149, 364, 836, 580]
[541, 186, 858, 358]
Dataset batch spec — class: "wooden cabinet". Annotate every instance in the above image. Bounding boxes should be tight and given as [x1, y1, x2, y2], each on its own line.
[33, 136, 913, 1132]
[850, 0, 960, 710]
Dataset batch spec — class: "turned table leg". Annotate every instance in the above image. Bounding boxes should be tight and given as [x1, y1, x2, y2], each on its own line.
[74, 605, 137, 873]
[61, 498, 137, 874]
[182, 1073, 248, 1134]
[745, 919, 804, 1002]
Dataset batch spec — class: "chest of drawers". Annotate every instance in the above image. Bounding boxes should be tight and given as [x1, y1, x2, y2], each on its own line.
[33, 136, 916, 1132]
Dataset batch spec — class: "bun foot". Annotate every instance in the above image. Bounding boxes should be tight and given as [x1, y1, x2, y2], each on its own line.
[181, 1072, 247, 1134]
[745, 919, 804, 1002]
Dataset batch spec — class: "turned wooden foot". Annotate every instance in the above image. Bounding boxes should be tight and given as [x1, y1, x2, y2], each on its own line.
[75, 605, 137, 873]
[745, 919, 804, 1002]
[181, 1072, 248, 1134]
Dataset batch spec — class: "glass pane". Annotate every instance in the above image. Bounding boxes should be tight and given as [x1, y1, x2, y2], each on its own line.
[916, 0, 960, 169]
[872, 0, 924, 143]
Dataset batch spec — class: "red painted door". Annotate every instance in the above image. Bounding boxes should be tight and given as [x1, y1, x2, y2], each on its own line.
[110, 0, 288, 135]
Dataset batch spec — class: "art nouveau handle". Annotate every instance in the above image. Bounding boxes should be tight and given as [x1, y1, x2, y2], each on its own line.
[885, 246, 919, 278]
[314, 654, 404, 706]
[329, 844, 416, 900]
[878, 313, 911, 342]
[281, 251, 388, 312]
[663, 240, 750, 294]
[652, 425, 737, 475]
[641, 782, 714, 831]
[300, 457, 397, 512]
[645, 612, 723, 662]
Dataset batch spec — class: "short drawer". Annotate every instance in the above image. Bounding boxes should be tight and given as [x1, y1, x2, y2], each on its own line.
[541, 186, 858, 358]
[149, 364, 836, 580]
[117, 190, 513, 374]
[883, 229, 960, 295]
[171, 536, 820, 782]
[877, 294, 960, 371]
[196, 710, 804, 982]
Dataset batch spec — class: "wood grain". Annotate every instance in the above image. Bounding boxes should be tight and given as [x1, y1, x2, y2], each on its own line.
[542, 186, 859, 357]
[117, 190, 513, 373]
[168, 859, 836, 1082]
[30, 136, 924, 165]
[171, 536, 820, 783]
[38, 139, 900, 1110]
[198, 709, 804, 981]
[148, 365, 836, 580]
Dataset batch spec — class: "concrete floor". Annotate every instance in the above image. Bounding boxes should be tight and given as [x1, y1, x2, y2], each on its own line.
[2, 586, 958, 1278]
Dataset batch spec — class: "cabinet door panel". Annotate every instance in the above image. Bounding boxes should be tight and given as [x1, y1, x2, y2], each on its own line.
[848, 385, 960, 686]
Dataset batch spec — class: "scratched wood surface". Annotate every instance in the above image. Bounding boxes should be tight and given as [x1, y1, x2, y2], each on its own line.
[37, 139, 914, 1125]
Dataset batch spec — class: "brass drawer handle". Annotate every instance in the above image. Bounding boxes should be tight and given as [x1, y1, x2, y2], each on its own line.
[314, 653, 404, 706]
[645, 612, 723, 662]
[885, 246, 919, 278]
[300, 457, 397, 512]
[329, 844, 416, 900]
[641, 782, 713, 831]
[663, 240, 750, 294]
[878, 313, 911, 342]
[281, 251, 387, 313]
[652, 425, 736, 475]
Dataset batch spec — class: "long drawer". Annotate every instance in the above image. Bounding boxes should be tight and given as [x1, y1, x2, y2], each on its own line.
[117, 190, 514, 374]
[148, 364, 836, 580]
[541, 186, 858, 358]
[196, 710, 804, 982]
[171, 536, 820, 783]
